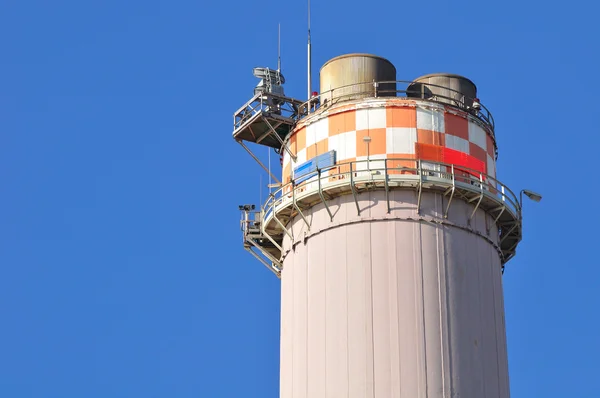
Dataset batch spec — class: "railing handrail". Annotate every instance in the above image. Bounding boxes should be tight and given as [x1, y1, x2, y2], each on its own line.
[300, 79, 495, 133]
[262, 158, 519, 220]
[233, 93, 302, 130]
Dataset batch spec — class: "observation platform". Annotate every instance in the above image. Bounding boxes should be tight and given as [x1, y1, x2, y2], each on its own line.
[240, 158, 522, 277]
[233, 92, 305, 149]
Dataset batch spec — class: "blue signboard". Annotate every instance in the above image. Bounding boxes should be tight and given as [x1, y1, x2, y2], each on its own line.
[293, 150, 336, 184]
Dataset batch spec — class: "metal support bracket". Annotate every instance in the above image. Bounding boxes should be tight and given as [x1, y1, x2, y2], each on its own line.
[263, 118, 297, 162]
[260, 225, 283, 254]
[244, 246, 281, 277]
[505, 241, 519, 253]
[255, 122, 280, 144]
[500, 222, 519, 244]
[272, 209, 293, 241]
[247, 237, 281, 265]
[237, 140, 281, 184]
[317, 169, 334, 221]
[444, 164, 455, 218]
[492, 205, 506, 224]
[469, 174, 485, 220]
[292, 186, 311, 230]
[349, 162, 360, 215]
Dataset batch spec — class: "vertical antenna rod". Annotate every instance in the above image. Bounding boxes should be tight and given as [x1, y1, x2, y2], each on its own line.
[307, 0, 312, 100]
[277, 23, 281, 72]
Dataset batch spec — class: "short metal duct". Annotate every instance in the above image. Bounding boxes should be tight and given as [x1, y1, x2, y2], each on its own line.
[319, 53, 396, 103]
[407, 73, 477, 109]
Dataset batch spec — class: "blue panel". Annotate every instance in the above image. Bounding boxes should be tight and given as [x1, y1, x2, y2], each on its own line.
[294, 159, 315, 176]
[293, 150, 336, 184]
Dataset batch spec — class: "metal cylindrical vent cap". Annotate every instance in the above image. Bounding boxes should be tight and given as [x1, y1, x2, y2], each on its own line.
[407, 73, 477, 108]
[319, 53, 397, 102]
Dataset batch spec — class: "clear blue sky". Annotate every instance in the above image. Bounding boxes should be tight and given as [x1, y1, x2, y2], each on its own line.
[0, 1, 597, 397]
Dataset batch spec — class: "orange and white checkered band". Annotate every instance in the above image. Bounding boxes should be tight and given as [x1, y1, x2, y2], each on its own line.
[281, 98, 496, 185]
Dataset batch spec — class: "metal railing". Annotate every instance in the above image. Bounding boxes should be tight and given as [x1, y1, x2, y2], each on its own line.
[234, 81, 495, 136]
[261, 158, 521, 241]
[263, 158, 517, 217]
[300, 80, 495, 134]
[233, 91, 303, 132]
[240, 209, 262, 238]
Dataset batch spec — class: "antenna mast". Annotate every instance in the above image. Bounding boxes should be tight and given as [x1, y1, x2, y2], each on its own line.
[307, 0, 312, 100]
[277, 23, 281, 72]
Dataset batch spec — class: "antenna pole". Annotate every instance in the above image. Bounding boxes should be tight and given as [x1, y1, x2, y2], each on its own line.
[268, 147, 272, 193]
[277, 24, 281, 72]
[307, 0, 312, 100]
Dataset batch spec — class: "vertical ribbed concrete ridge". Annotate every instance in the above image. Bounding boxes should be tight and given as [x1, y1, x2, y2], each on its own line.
[279, 190, 510, 398]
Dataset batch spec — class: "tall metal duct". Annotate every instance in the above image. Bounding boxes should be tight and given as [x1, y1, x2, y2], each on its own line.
[320, 53, 396, 103]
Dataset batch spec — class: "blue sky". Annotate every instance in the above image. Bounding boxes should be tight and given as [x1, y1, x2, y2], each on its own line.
[0, 0, 598, 397]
